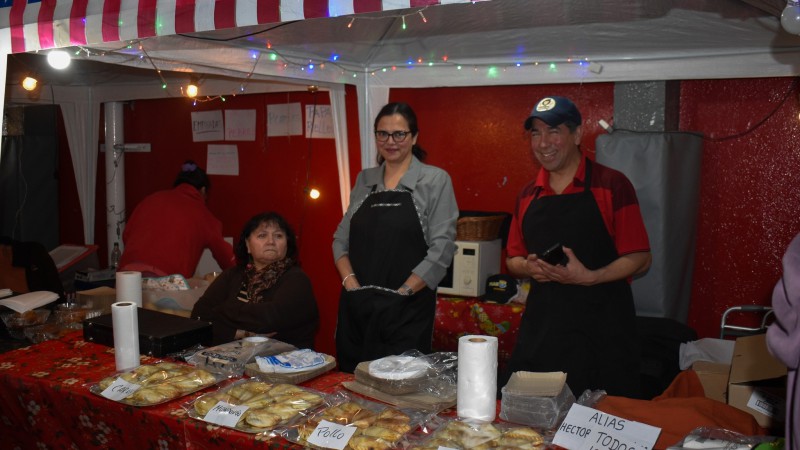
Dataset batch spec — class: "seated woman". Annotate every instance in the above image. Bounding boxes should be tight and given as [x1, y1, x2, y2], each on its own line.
[191, 212, 319, 349]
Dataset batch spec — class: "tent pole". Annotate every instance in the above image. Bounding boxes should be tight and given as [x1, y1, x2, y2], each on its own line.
[0, 51, 8, 161]
[104, 101, 126, 263]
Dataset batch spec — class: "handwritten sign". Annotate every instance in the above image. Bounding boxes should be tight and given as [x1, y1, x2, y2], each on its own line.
[100, 378, 141, 401]
[306, 419, 359, 450]
[224, 109, 256, 141]
[305, 104, 334, 138]
[191, 110, 224, 142]
[553, 404, 660, 450]
[206, 144, 239, 176]
[203, 401, 250, 427]
[267, 103, 302, 136]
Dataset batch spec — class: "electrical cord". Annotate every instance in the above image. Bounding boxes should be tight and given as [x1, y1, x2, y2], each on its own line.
[298, 89, 318, 242]
[605, 78, 799, 142]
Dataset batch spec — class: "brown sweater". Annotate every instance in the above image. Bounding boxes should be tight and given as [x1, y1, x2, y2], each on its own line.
[191, 265, 319, 349]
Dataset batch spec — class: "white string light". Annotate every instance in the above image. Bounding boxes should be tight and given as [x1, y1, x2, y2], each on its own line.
[782, 0, 800, 34]
[66, 14, 607, 106]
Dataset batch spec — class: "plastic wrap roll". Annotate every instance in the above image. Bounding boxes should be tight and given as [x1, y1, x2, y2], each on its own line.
[115, 271, 142, 307]
[457, 335, 498, 421]
[112, 301, 140, 371]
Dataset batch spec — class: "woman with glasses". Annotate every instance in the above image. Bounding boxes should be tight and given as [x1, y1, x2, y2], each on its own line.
[332, 102, 459, 373]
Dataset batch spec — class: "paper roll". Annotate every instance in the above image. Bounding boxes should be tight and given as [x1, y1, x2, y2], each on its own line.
[115, 271, 142, 307]
[457, 335, 498, 421]
[112, 301, 140, 371]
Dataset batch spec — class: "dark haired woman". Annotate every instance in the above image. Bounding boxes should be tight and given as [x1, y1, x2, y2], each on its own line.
[192, 212, 319, 348]
[119, 160, 235, 278]
[332, 102, 459, 372]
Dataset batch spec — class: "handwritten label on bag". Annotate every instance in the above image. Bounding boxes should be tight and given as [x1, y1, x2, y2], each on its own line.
[100, 378, 141, 401]
[306, 419, 359, 450]
[203, 401, 250, 427]
[553, 404, 660, 450]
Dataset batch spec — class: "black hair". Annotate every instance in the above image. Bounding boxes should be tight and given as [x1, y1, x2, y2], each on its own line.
[235, 212, 298, 266]
[374, 102, 427, 164]
[173, 159, 211, 191]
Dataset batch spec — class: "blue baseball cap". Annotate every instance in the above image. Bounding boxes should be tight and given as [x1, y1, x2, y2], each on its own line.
[524, 96, 582, 130]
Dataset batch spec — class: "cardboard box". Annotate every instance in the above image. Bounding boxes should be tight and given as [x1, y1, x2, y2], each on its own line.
[727, 334, 787, 430]
[691, 360, 730, 403]
[142, 278, 209, 318]
[689, 334, 787, 430]
[83, 307, 212, 357]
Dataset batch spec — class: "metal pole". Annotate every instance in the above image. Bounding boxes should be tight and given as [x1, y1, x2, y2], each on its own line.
[104, 101, 126, 264]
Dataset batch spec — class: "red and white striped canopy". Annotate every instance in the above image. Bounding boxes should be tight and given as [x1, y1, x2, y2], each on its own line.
[0, 0, 477, 54]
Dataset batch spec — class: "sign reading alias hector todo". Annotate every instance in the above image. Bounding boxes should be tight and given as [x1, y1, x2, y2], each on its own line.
[553, 404, 661, 450]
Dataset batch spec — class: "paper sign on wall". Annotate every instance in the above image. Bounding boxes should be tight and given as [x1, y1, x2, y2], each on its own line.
[206, 145, 239, 175]
[225, 109, 256, 141]
[267, 103, 302, 136]
[553, 404, 660, 450]
[191, 110, 224, 142]
[305, 104, 334, 138]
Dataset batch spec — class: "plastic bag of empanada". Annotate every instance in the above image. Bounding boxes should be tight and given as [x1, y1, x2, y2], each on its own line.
[87, 360, 224, 406]
[184, 378, 326, 434]
[277, 390, 431, 450]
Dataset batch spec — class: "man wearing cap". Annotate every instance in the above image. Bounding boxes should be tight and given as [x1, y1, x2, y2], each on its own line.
[503, 96, 651, 398]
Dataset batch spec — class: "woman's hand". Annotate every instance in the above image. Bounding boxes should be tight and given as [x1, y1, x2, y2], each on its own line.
[342, 273, 360, 291]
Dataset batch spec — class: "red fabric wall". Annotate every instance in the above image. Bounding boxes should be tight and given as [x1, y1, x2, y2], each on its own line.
[679, 78, 800, 338]
[57, 78, 800, 353]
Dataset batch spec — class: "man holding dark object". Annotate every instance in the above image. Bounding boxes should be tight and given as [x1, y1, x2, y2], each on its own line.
[502, 96, 652, 398]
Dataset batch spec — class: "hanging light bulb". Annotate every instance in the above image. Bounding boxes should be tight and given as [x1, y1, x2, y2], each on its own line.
[782, 0, 800, 35]
[186, 77, 199, 98]
[305, 186, 321, 200]
[21, 76, 38, 91]
[47, 50, 71, 69]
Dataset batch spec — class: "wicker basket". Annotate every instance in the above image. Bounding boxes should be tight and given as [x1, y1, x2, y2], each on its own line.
[456, 215, 506, 241]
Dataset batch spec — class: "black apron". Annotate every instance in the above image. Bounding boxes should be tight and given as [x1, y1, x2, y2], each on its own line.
[505, 159, 641, 398]
[335, 188, 435, 373]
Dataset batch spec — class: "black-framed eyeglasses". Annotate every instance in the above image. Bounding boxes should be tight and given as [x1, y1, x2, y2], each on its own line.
[375, 130, 411, 142]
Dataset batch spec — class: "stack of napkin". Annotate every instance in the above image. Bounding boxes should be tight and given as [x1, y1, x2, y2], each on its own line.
[505, 371, 567, 396]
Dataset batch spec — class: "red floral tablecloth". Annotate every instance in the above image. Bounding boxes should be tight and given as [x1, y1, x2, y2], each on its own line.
[0, 331, 353, 449]
[433, 297, 525, 372]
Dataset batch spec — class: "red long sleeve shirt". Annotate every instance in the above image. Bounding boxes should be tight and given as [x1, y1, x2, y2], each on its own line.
[119, 184, 235, 278]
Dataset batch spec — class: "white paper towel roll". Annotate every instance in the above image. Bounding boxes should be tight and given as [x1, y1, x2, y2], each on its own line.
[112, 301, 140, 371]
[115, 271, 142, 307]
[457, 334, 498, 421]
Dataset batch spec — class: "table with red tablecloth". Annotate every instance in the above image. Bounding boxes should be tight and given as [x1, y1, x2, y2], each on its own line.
[0, 331, 352, 449]
[433, 297, 525, 372]
[0, 330, 767, 450]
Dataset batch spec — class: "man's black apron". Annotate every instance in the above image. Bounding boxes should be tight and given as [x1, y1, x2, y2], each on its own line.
[505, 160, 641, 398]
[335, 188, 435, 373]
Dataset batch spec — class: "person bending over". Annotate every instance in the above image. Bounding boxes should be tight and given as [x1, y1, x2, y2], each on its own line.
[119, 160, 235, 278]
